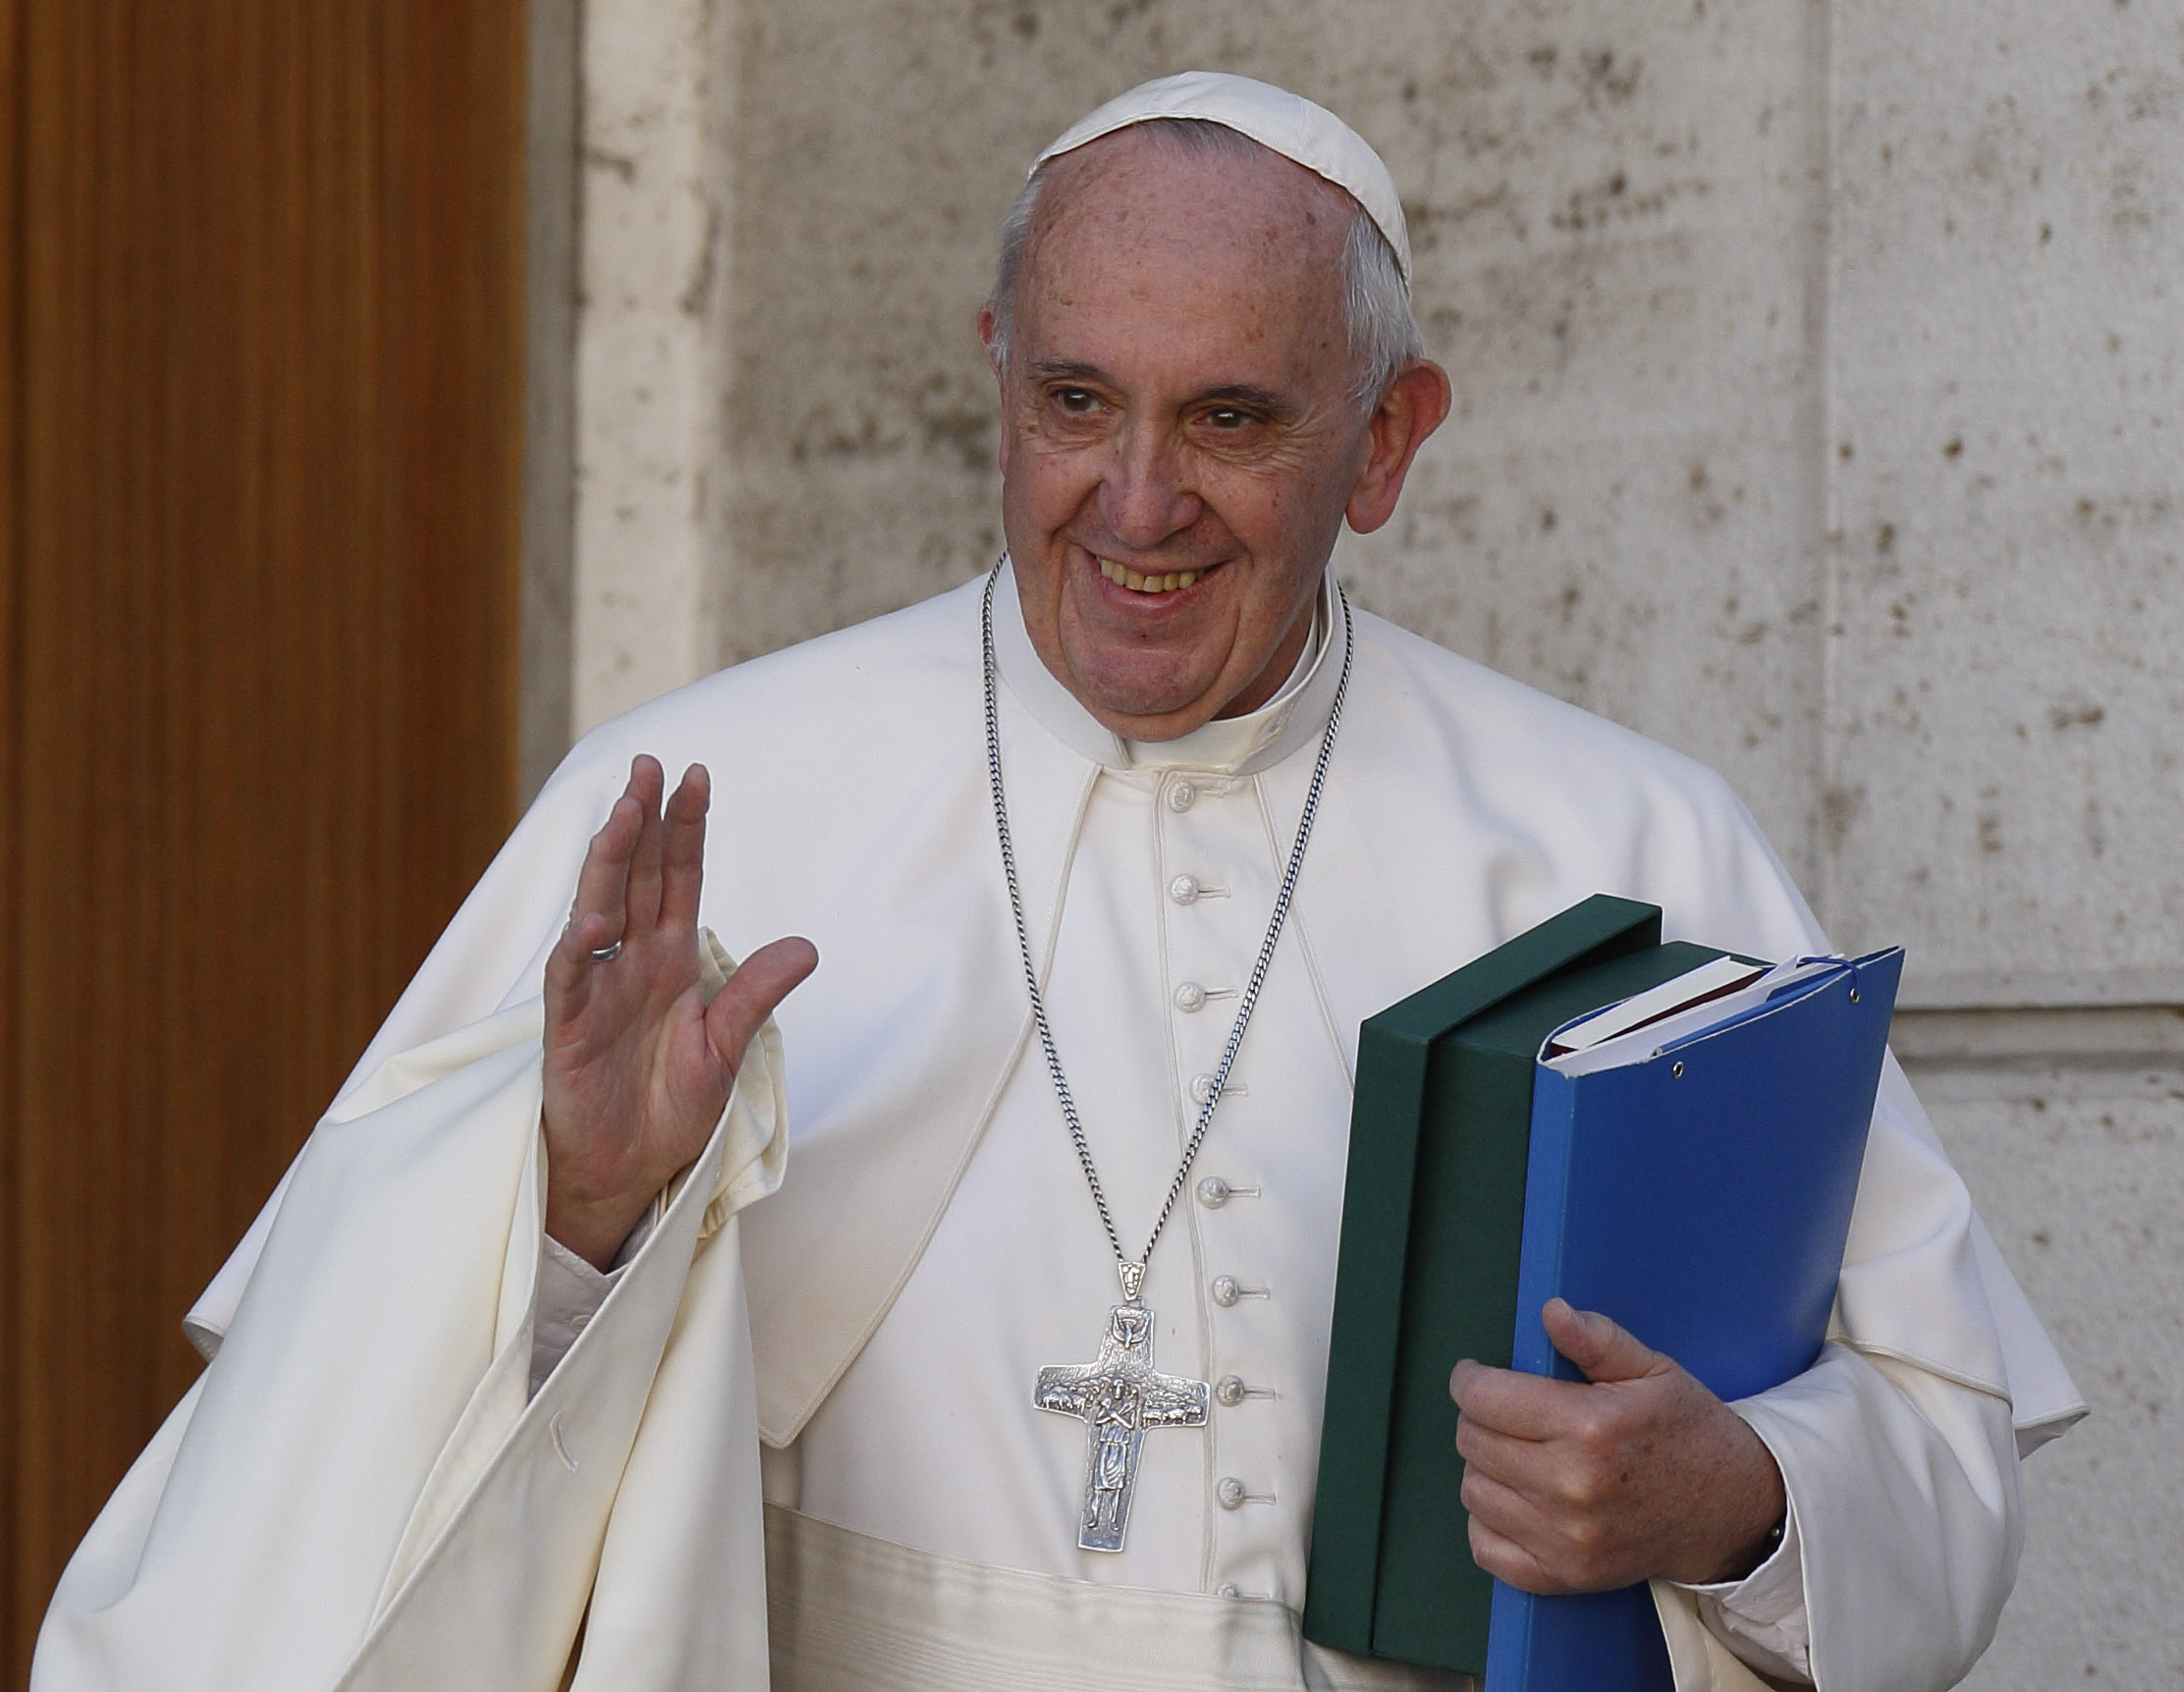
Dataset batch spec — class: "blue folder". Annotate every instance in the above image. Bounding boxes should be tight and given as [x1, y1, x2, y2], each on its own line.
[1483, 947, 1904, 1692]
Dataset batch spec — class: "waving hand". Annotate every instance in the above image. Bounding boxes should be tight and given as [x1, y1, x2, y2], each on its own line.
[541, 755, 817, 1268]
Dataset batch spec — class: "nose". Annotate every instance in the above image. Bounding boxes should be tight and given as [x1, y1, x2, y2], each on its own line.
[1097, 421, 1201, 551]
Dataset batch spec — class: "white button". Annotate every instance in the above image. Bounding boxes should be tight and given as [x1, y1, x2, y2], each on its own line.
[569, 1311, 590, 1333]
[1216, 1477, 1248, 1510]
[1211, 1275, 1241, 1307]
[1190, 1073, 1220, 1106]
[1168, 782, 1197, 812]
[1216, 1582, 1241, 1600]
[1216, 1374, 1247, 1406]
[1174, 981, 1208, 1012]
[1197, 1176, 1232, 1209]
[1169, 874, 1201, 904]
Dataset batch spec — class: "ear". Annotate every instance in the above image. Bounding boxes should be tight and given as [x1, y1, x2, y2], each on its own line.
[1344, 359, 1453, 535]
[977, 300, 1011, 474]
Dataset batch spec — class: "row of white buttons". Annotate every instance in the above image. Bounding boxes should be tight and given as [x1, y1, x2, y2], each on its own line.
[1205, 1261, 1277, 1514]
[1163, 773, 1280, 1559]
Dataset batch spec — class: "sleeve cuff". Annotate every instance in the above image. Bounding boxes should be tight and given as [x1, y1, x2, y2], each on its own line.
[528, 1207, 660, 1395]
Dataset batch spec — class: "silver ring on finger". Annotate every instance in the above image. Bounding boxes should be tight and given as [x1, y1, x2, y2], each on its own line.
[587, 940, 624, 963]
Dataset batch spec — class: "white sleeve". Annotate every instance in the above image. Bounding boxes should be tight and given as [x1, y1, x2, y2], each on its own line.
[1673, 1492, 1810, 1683]
[1679, 1343, 2022, 1690]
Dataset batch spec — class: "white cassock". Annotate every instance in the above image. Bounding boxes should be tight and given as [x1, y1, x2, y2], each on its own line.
[34, 568, 2083, 1692]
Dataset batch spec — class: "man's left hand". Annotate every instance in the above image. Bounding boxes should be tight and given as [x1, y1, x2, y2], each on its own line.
[1448, 1298, 1786, 1594]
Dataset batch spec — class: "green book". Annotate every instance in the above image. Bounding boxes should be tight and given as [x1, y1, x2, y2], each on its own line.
[1302, 895, 1745, 1672]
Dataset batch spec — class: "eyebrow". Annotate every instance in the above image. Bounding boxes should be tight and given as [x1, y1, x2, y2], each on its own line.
[1027, 358, 1112, 386]
[1026, 361, 1298, 420]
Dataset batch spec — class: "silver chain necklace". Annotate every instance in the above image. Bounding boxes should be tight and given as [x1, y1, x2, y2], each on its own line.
[981, 562, 1353, 1551]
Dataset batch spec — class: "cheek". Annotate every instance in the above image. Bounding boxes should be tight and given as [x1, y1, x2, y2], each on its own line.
[1204, 442, 1347, 546]
[1198, 464, 1288, 541]
[1008, 439, 1100, 529]
[1210, 472, 1342, 600]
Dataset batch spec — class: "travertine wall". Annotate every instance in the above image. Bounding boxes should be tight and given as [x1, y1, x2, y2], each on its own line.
[563, 2, 2183, 1682]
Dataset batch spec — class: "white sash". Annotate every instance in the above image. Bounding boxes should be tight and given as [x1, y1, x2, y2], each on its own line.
[763, 1505, 1479, 1692]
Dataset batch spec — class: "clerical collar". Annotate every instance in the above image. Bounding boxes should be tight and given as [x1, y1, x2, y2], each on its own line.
[989, 561, 1349, 777]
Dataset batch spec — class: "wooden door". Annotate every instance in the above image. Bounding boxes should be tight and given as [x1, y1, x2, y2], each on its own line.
[0, 3, 530, 1679]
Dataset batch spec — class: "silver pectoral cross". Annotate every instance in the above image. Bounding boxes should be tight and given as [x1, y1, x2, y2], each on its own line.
[1034, 1272, 1210, 1553]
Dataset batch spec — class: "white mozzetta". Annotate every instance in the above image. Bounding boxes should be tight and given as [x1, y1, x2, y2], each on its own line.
[39, 574, 2080, 1691]
[35, 990, 787, 1692]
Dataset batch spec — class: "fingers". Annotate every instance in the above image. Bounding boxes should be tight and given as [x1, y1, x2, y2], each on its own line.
[1456, 1398, 1624, 1524]
[1460, 1419, 1638, 1595]
[621, 755, 670, 937]
[1454, 1405, 1547, 1479]
[1465, 1498, 1574, 1596]
[1447, 1308, 1670, 1425]
[704, 936, 819, 1072]
[546, 783, 647, 1009]
[551, 756, 683, 978]
[1449, 1358, 1587, 1440]
[1543, 1299, 1668, 1387]
[657, 764, 711, 936]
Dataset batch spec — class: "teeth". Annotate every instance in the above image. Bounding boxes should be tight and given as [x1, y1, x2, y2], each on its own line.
[1099, 558, 1203, 594]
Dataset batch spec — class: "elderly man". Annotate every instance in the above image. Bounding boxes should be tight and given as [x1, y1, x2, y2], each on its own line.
[37, 74, 2076, 1692]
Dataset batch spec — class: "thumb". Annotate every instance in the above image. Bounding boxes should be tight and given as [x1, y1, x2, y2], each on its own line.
[704, 935, 819, 1073]
[1541, 1298, 1666, 1386]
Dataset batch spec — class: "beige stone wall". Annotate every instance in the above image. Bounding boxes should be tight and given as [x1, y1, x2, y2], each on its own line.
[561, 2, 2184, 1682]
[1909, 1045, 2182, 1688]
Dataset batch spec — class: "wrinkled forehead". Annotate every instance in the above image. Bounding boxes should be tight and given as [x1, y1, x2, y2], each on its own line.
[1031, 125, 1355, 274]
[1012, 136, 1356, 379]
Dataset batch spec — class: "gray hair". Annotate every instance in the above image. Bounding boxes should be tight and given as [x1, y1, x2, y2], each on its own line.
[985, 118, 1425, 410]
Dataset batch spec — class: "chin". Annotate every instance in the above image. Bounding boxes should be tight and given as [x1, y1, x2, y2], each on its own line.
[1064, 628, 1200, 689]
[1074, 665, 1231, 734]
[1085, 679, 1205, 723]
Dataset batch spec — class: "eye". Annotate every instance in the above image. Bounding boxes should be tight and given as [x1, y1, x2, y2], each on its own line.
[1206, 408, 1250, 429]
[1054, 387, 1100, 414]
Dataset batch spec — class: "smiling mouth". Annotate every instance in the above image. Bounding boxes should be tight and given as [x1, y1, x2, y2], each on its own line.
[1098, 557, 1204, 595]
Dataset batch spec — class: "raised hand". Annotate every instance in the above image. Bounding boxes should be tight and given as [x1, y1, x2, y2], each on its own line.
[542, 755, 817, 1269]
[1447, 1298, 1786, 1593]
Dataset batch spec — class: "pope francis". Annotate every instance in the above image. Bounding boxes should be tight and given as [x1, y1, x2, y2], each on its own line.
[35, 73, 2082, 1692]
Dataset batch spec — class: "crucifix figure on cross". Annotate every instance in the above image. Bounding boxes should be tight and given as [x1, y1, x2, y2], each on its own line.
[1035, 1301, 1212, 1552]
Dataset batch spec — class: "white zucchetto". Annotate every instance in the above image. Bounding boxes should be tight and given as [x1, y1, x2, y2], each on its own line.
[1032, 70, 1411, 290]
